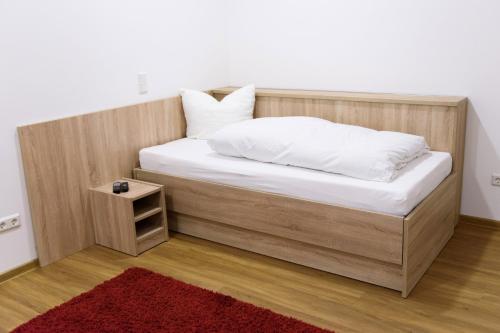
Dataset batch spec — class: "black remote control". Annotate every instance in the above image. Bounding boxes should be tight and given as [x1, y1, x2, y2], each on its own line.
[120, 182, 129, 193]
[113, 182, 121, 194]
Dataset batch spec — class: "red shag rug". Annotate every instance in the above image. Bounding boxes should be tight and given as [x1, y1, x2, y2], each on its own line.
[13, 267, 333, 333]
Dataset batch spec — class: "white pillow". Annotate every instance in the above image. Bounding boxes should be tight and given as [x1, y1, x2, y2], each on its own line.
[180, 85, 255, 139]
[208, 117, 429, 182]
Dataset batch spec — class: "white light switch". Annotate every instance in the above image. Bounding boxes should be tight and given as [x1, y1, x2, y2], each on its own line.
[137, 72, 148, 94]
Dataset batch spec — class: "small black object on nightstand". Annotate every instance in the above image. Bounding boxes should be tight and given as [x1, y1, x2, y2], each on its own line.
[113, 182, 122, 194]
[120, 182, 129, 193]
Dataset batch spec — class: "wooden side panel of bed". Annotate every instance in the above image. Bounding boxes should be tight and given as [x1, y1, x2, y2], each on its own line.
[169, 213, 404, 291]
[18, 96, 185, 266]
[133, 169, 404, 264]
[402, 174, 457, 297]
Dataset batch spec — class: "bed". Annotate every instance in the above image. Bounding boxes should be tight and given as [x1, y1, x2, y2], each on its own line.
[133, 87, 467, 297]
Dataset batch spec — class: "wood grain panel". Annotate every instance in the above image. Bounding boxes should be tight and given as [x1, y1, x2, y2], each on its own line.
[212, 87, 466, 106]
[134, 169, 404, 265]
[90, 191, 136, 255]
[18, 96, 185, 266]
[402, 174, 457, 297]
[169, 213, 403, 291]
[453, 100, 468, 224]
[137, 228, 167, 254]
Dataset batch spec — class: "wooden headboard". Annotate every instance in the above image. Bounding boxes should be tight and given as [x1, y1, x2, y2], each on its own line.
[213, 87, 468, 170]
[18, 87, 467, 266]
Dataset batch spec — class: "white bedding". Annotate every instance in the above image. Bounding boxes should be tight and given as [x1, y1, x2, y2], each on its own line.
[208, 117, 429, 182]
[139, 138, 452, 216]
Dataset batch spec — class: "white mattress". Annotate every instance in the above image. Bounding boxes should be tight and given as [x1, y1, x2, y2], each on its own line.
[139, 138, 452, 217]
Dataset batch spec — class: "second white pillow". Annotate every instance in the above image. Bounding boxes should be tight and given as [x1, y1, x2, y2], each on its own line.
[180, 84, 255, 139]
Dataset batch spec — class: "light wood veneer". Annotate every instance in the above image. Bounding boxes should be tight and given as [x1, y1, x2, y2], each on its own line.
[402, 173, 457, 297]
[169, 213, 403, 291]
[89, 179, 168, 256]
[212, 87, 466, 106]
[18, 96, 185, 265]
[138, 171, 403, 264]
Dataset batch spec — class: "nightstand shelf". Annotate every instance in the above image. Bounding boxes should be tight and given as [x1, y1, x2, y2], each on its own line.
[137, 225, 164, 242]
[133, 191, 161, 216]
[90, 179, 168, 256]
[135, 213, 164, 238]
[134, 207, 163, 223]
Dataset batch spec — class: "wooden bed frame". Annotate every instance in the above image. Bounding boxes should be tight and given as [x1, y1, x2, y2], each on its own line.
[134, 87, 467, 297]
[18, 86, 466, 297]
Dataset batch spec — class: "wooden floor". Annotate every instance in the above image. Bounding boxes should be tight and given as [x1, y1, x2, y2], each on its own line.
[1, 219, 500, 333]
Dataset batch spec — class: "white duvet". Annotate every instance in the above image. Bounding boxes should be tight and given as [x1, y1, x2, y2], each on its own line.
[207, 117, 429, 182]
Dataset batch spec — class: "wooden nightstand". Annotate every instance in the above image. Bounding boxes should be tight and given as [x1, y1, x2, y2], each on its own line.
[89, 179, 168, 256]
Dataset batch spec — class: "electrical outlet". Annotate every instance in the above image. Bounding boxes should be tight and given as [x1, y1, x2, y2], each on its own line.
[493, 173, 500, 187]
[0, 213, 20, 233]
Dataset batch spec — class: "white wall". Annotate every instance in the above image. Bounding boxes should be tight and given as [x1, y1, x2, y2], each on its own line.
[0, 0, 229, 273]
[227, 0, 500, 221]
